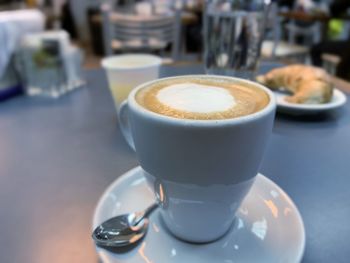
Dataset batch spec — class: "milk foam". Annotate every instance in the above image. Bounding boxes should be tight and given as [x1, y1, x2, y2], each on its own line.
[156, 83, 236, 113]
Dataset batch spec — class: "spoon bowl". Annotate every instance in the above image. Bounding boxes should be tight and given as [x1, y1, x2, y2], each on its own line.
[92, 203, 158, 247]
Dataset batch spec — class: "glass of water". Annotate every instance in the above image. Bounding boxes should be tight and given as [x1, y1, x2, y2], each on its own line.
[203, 0, 270, 79]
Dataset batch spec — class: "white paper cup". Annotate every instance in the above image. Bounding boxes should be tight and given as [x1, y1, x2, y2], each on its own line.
[101, 54, 162, 110]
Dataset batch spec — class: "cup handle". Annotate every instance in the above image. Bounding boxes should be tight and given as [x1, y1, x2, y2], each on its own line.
[118, 101, 135, 151]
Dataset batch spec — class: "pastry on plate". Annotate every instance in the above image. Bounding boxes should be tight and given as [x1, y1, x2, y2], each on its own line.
[256, 65, 333, 104]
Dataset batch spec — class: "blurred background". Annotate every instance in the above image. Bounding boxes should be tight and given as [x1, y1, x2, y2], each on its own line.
[1, 0, 350, 101]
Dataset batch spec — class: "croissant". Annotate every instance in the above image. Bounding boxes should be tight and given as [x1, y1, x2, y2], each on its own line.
[256, 65, 333, 104]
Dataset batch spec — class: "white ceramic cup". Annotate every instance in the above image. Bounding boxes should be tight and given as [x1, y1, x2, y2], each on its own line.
[118, 75, 276, 243]
[101, 54, 162, 110]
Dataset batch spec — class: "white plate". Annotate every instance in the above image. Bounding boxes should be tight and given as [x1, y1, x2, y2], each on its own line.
[275, 88, 347, 115]
[93, 167, 305, 263]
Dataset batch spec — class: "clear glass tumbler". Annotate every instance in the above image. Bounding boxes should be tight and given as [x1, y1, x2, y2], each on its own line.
[203, 0, 270, 79]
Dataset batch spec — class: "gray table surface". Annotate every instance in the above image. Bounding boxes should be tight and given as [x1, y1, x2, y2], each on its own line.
[0, 63, 349, 263]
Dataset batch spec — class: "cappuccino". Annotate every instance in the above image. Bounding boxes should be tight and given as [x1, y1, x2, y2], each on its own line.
[136, 77, 269, 120]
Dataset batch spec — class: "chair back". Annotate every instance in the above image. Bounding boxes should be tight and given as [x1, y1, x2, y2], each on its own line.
[101, 3, 180, 60]
[264, 2, 283, 57]
[262, 2, 309, 62]
[285, 0, 321, 45]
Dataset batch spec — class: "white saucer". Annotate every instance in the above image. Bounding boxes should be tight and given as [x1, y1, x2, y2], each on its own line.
[93, 167, 305, 263]
[275, 88, 347, 115]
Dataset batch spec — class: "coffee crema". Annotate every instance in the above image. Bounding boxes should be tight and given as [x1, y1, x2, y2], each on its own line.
[136, 77, 269, 120]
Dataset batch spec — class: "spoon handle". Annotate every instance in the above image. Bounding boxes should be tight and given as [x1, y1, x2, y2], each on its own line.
[144, 203, 158, 218]
[134, 203, 158, 226]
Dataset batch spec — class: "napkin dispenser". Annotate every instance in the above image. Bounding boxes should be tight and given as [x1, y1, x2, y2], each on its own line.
[17, 30, 84, 98]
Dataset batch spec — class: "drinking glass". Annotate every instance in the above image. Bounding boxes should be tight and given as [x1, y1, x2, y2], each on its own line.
[203, 0, 270, 79]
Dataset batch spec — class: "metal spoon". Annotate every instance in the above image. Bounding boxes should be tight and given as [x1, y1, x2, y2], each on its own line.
[92, 203, 158, 247]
